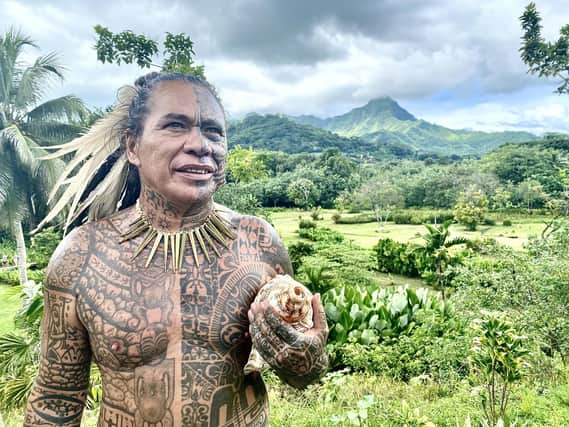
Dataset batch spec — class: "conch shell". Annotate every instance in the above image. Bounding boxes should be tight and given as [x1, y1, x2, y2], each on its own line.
[244, 274, 313, 374]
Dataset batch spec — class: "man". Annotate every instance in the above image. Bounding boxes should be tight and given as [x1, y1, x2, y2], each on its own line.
[24, 72, 328, 426]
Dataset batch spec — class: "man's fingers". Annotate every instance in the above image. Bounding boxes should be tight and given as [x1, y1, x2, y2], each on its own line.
[311, 294, 328, 334]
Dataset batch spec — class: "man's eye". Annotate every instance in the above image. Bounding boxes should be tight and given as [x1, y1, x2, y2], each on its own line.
[165, 121, 185, 129]
[204, 126, 223, 136]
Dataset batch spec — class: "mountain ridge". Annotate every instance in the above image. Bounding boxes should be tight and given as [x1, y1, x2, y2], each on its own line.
[289, 96, 537, 155]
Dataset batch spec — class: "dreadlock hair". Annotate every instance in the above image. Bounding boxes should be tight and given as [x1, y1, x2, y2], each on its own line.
[36, 71, 224, 234]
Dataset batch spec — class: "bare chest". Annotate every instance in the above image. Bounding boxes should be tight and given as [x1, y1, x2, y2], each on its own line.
[75, 241, 275, 371]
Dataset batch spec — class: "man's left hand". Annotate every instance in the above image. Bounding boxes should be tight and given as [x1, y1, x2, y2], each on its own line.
[248, 293, 329, 388]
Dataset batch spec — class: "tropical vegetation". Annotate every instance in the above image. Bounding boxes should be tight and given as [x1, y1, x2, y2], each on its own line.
[0, 29, 85, 285]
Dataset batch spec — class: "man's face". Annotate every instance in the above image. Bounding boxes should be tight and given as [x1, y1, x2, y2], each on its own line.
[127, 80, 227, 210]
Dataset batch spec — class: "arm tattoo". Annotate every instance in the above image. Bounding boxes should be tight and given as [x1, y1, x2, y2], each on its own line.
[24, 227, 92, 426]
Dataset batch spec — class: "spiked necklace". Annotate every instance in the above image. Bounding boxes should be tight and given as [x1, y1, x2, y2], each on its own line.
[120, 200, 237, 272]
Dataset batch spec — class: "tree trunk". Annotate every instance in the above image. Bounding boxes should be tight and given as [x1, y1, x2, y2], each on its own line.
[14, 220, 28, 285]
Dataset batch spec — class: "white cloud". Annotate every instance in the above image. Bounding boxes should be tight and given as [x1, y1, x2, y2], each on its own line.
[1, 0, 569, 134]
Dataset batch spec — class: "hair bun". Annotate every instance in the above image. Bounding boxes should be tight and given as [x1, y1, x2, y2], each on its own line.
[134, 72, 161, 88]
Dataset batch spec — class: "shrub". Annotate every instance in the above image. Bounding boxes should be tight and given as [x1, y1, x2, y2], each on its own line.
[331, 212, 342, 223]
[392, 210, 455, 225]
[334, 213, 375, 224]
[287, 241, 315, 272]
[298, 226, 344, 243]
[502, 219, 512, 226]
[298, 219, 317, 230]
[29, 227, 62, 269]
[392, 212, 414, 224]
[339, 309, 471, 381]
[372, 239, 423, 277]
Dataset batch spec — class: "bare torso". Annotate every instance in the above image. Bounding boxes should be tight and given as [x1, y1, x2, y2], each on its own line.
[29, 205, 291, 427]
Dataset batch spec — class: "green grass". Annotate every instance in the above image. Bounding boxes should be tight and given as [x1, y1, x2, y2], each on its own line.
[0, 284, 19, 335]
[4, 372, 568, 426]
[271, 209, 547, 251]
[265, 371, 569, 427]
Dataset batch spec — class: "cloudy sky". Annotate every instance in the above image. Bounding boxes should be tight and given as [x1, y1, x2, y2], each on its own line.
[2, 0, 569, 134]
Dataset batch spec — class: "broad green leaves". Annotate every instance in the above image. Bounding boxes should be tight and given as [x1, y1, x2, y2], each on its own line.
[324, 285, 445, 348]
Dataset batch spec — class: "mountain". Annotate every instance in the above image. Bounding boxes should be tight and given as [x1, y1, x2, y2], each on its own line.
[291, 97, 538, 156]
[227, 113, 414, 159]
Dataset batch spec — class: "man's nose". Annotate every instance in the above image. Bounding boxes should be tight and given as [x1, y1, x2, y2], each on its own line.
[183, 126, 212, 156]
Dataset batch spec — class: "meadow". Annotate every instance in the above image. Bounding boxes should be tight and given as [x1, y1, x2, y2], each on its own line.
[2, 210, 567, 426]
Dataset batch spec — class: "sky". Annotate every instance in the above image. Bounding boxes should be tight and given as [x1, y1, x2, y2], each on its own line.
[2, 0, 569, 134]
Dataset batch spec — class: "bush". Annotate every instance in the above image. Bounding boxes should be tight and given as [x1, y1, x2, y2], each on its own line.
[482, 217, 496, 226]
[502, 219, 513, 226]
[298, 219, 317, 230]
[29, 227, 62, 269]
[392, 210, 455, 225]
[324, 285, 470, 381]
[287, 241, 315, 272]
[331, 212, 342, 223]
[392, 212, 413, 224]
[372, 239, 423, 277]
[0, 270, 19, 286]
[334, 213, 375, 224]
[298, 226, 344, 243]
[339, 309, 471, 381]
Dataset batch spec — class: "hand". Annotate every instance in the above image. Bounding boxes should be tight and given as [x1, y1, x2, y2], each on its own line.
[248, 293, 329, 387]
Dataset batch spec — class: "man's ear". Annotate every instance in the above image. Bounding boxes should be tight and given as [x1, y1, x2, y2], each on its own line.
[125, 133, 141, 167]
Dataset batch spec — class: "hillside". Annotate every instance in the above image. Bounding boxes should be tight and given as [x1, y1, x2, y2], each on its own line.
[227, 113, 414, 159]
[292, 97, 538, 156]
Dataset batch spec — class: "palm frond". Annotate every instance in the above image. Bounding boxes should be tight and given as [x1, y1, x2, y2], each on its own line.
[0, 124, 38, 169]
[26, 95, 86, 123]
[0, 28, 37, 104]
[13, 52, 66, 111]
[22, 121, 83, 145]
[0, 156, 13, 203]
[444, 237, 470, 247]
[0, 332, 37, 376]
[0, 366, 37, 411]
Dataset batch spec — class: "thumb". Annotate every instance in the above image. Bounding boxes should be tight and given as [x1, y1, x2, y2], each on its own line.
[311, 293, 328, 334]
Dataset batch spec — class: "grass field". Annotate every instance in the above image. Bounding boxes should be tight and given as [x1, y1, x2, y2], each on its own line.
[270, 209, 548, 250]
[0, 285, 19, 335]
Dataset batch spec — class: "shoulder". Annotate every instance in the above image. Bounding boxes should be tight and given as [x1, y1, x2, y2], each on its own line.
[44, 223, 93, 293]
[216, 204, 293, 276]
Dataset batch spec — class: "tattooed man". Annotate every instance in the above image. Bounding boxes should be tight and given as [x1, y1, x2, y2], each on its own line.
[24, 73, 329, 426]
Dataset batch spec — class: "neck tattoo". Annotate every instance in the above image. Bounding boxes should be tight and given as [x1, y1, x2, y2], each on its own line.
[120, 200, 237, 272]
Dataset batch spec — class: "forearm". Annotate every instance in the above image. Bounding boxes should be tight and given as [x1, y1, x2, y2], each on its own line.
[273, 346, 329, 389]
[24, 378, 89, 426]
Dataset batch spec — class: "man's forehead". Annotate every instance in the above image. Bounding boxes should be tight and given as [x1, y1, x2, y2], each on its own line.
[150, 81, 223, 117]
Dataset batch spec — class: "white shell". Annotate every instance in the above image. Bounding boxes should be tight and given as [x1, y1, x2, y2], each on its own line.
[244, 274, 313, 374]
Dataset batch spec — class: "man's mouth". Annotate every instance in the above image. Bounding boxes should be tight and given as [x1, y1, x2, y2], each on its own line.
[176, 165, 216, 175]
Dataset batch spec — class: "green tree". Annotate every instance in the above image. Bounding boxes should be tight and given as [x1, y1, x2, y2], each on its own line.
[513, 178, 547, 211]
[353, 179, 404, 227]
[520, 2, 569, 94]
[453, 188, 488, 231]
[94, 25, 205, 77]
[0, 29, 85, 285]
[470, 312, 528, 425]
[226, 146, 268, 183]
[419, 220, 469, 301]
[287, 178, 320, 209]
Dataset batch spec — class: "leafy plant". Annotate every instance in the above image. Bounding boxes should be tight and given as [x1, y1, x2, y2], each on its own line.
[324, 286, 443, 350]
[330, 394, 376, 426]
[470, 312, 528, 426]
[419, 220, 469, 300]
[300, 264, 334, 295]
[454, 189, 489, 231]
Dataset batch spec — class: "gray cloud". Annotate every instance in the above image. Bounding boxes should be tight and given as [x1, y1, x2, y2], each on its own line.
[1, 0, 569, 132]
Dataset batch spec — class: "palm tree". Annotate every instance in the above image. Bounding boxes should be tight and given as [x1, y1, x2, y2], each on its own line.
[0, 28, 86, 285]
[420, 220, 469, 300]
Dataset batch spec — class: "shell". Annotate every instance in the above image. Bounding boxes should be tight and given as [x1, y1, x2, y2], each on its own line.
[244, 274, 313, 374]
